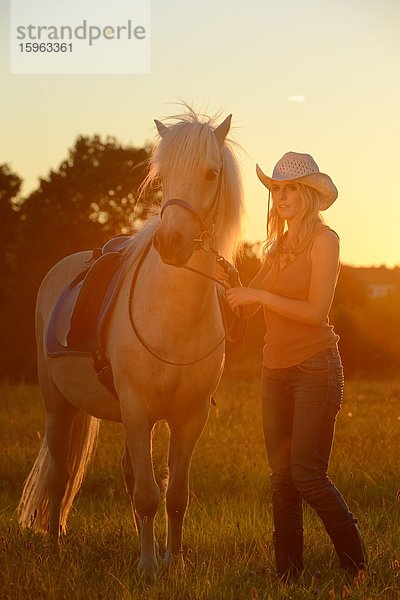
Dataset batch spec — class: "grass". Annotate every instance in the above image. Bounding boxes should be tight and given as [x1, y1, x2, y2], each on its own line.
[0, 367, 399, 599]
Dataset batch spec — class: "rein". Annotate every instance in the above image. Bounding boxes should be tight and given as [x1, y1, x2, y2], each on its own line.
[128, 240, 225, 366]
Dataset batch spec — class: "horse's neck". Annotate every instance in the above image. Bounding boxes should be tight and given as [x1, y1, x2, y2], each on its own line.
[158, 247, 217, 302]
[137, 248, 217, 326]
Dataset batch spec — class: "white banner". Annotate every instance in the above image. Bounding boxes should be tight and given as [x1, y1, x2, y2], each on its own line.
[10, 0, 151, 74]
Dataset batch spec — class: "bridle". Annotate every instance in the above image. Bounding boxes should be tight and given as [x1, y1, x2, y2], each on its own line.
[128, 165, 245, 366]
[159, 162, 222, 257]
[161, 197, 219, 265]
[160, 197, 214, 230]
[158, 165, 227, 281]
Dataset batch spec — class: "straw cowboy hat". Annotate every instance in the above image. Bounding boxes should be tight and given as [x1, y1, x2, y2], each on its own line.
[256, 151, 338, 210]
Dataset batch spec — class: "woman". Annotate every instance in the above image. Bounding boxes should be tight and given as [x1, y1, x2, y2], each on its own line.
[220, 152, 366, 581]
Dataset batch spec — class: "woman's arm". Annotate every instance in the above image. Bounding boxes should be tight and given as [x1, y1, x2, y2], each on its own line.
[226, 230, 339, 325]
[216, 258, 270, 318]
[243, 260, 270, 318]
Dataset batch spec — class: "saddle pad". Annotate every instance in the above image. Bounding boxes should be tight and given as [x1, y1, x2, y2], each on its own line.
[46, 252, 124, 357]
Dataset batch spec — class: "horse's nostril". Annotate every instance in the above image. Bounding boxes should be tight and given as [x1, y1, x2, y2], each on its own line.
[170, 231, 184, 248]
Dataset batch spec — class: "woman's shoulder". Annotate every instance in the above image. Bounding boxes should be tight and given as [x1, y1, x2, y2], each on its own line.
[310, 226, 340, 264]
[312, 225, 340, 245]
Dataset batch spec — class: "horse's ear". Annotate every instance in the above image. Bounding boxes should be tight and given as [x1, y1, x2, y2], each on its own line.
[154, 119, 169, 138]
[213, 114, 232, 148]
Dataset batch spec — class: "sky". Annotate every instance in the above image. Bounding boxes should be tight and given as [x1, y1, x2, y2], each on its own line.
[1, 0, 399, 267]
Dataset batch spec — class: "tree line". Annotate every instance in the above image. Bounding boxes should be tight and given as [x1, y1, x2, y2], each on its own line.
[1, 136, 399, 381]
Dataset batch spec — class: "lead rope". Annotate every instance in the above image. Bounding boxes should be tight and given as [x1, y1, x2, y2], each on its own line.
[184, 254, 246, 346]
[184, 217, 246, 346]
[128, 240, 226, 367]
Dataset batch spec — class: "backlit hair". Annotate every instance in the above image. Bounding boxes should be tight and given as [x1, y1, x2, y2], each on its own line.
[262, 182, 325, 265]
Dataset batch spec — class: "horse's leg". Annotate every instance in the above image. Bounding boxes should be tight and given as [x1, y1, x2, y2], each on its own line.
[122, 446, 160, 559]
[19, 350, 99, 539]
[164, 402, 210, 567]
[121, 401, 160, 580]
[18, 385, 77, 538]
[121, 446, 141, 534]
[46, 397, 78, 541]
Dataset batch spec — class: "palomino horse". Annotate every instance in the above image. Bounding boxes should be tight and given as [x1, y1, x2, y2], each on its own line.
[18, 109, 244, 579]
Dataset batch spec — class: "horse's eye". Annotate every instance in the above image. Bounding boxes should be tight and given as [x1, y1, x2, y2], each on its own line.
[205, 167, 218, 181]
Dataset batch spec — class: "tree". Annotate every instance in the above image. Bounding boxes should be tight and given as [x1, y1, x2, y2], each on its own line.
[0, 164, 22, 380]
[17, 135, 154, 267]
[0, 163, 21, 280]
[2, 136, 156, 380]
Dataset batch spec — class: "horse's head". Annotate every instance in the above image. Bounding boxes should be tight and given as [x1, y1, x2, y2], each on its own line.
[152, 114, 232, 267]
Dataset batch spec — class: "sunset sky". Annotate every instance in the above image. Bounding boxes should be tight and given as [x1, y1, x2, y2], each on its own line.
[1, 0, 399, 266]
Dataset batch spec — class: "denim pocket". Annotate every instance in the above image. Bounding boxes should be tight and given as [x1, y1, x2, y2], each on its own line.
[296, 350, 330, 373]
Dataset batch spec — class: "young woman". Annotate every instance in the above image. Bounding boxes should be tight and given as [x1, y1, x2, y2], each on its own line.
[220, 152, 366, 581]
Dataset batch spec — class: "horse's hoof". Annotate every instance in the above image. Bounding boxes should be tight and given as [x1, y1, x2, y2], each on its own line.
[48, 536, 62, 559]
[163, 551, 185, 572]
[138, 558, 158, 582]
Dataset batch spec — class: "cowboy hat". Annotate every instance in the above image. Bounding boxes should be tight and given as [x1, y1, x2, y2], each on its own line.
[256, 151, 338, 209]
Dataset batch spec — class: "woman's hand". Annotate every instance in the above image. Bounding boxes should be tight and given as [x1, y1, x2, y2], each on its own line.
[225, 287, 258, 310]
[214, 258, 241, 287]
[214, 262, 231, 284]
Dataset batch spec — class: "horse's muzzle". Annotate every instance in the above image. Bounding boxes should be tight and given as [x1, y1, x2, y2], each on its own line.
[152, 230, 193, 267]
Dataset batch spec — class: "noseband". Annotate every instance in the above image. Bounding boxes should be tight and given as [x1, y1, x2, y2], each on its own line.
[160, 198, 208, 228]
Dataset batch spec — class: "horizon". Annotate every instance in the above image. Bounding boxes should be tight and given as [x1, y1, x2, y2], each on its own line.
[7, 126, 400, 271]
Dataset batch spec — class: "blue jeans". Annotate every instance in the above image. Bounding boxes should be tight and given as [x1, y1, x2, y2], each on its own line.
[262, 348, 355, 539]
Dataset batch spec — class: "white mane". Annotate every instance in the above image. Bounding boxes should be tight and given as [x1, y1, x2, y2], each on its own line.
[132, 108, 244, 262]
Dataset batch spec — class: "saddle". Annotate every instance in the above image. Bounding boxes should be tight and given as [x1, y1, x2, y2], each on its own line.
[46, 236, 131, 396]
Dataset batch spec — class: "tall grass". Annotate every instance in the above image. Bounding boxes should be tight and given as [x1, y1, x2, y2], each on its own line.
[0, 369, 399, 599]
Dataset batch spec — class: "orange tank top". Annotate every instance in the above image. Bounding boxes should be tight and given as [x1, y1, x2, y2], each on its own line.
[260, 226, 340, 369]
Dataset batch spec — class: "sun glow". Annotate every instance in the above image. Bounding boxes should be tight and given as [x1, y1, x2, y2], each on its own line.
[1, 0, 399, 267]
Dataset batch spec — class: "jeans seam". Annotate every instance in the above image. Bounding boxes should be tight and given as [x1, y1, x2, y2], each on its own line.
[297, 364, 329, 374]
[315, 369, 332, 470]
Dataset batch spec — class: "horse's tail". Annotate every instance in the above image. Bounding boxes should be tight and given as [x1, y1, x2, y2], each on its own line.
[18, 410, 100, 533]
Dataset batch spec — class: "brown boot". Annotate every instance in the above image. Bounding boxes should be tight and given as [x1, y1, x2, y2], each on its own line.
[327, 520, 367, 575]
[273, 529, 304, 582]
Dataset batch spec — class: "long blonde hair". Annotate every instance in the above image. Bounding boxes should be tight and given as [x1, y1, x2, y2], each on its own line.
[262, 182, 326, 265]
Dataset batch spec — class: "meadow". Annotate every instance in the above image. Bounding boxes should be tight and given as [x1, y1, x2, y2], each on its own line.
[0, 363, 399, 600]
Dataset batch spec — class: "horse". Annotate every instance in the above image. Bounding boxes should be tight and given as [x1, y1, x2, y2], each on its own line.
[17, 108, 244, 579]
